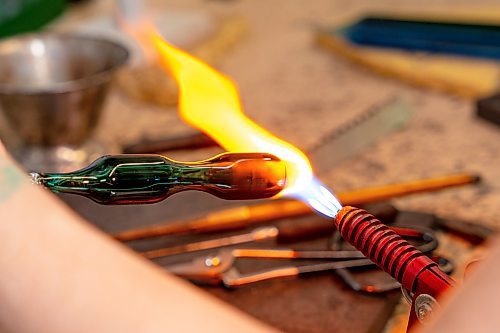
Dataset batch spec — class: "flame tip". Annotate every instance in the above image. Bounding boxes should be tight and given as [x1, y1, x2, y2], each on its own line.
[127, 25, 340, 216]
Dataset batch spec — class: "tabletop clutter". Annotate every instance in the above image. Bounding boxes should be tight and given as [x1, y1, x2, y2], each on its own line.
[0, 1, 499, 333]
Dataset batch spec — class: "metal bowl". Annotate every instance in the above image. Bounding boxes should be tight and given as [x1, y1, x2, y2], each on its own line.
[0, 33, 128, 171]
[0, 33, 129, 146]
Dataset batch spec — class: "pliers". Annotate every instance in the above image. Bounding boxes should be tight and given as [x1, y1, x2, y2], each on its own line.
[164, 226, 446, 291]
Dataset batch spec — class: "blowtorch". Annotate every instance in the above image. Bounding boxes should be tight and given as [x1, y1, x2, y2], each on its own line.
[334, 206, 454, 330]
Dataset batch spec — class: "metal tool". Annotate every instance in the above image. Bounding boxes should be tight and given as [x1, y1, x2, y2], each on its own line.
[113, 173, 479, 241]
[308, 97, 412, 174]
[164, 226, 439, 290]
[122, 98, 413, 173]
[123, 132, 218, 154]
[477, 93, 500, 128]
[142, 210, 367, 259]
[166, 248, 371, 287]
[393, 210, 494, 245]
[142, 226, 279, 259]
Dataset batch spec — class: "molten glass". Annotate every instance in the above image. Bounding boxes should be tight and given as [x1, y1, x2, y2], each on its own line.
[31, 153, 286, 204]
[148, 31, 311, 196]
[146, 29, 342, 217]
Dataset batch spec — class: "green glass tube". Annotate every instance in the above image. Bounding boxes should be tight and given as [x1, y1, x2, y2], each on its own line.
[31, 153, 286, 204]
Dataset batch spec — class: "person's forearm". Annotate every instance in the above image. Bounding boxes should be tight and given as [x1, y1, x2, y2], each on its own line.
[0, 152, 275, 333]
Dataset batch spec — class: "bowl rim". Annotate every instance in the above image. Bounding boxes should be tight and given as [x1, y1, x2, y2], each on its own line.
[0, 32, 130, 95]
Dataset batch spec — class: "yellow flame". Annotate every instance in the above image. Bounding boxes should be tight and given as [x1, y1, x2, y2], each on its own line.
[149, 31, 312, 196]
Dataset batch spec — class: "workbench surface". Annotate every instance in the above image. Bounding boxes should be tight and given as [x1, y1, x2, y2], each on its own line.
[63, 0, 499, 227]
[55, 1, 500, 332]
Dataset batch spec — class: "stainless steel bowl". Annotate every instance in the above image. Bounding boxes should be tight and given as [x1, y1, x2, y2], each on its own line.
[0, 33, 128, 171]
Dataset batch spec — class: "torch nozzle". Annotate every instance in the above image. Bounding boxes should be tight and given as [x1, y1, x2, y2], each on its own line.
[293, 177, 342, 218]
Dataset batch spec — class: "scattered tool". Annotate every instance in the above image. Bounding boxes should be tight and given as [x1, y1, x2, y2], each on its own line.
[335, 256, 453, 295]
[436, 217, 494, 244]
[142, 206, 396, 259]
[113, 173, 480, 241]
[317, 24, 500, 99]
[123, 132, 218, 154]
[394, 211, 494, 245]
[142, 216, 338, 259]
[122, 98, 412, 172]
[164, 226, 440, 289]
[308, 98, 412, 174]
[342, 16, 500, 60]
[168, 250, 372, 287]
[142, 226, 279, 259]
[477, 93, 500, 127]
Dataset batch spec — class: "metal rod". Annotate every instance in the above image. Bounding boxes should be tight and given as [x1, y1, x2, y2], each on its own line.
[112, 173, 480, 241]
[142, 227, 278, 259]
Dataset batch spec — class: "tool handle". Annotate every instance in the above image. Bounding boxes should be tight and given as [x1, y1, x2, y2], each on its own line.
[335, 206, 453, 295]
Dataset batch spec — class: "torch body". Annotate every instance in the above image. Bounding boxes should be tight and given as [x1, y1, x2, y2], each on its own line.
[32, 153, 286, 204]
[335, 206, 453, 327]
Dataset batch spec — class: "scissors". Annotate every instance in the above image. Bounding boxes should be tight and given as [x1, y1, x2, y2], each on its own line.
[164, 226, 445, 291]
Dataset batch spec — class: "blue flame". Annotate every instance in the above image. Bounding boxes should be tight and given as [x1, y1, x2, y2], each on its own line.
[290, 177, 342, 218]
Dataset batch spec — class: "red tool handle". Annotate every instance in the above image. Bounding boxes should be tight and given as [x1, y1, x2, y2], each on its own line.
[334, 206, 453, 297]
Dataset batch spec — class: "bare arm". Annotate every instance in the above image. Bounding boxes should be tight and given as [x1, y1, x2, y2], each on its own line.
[0, 146, 275, 333]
